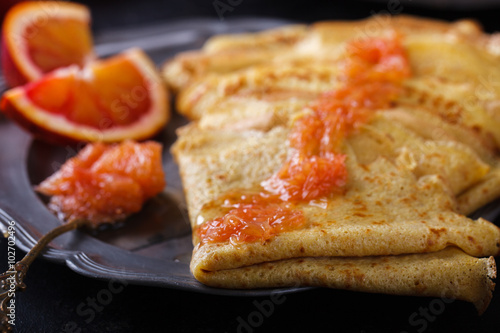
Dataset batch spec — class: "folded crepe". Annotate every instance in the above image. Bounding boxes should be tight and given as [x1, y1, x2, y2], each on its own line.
[164, 15, 500, 313]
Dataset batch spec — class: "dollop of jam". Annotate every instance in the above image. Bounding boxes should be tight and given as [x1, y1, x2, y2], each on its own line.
[36, 140, 165, 226]
[197, 32, 411, 245]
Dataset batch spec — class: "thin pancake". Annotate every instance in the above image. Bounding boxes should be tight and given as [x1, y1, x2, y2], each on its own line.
[195, 248, 496, 315]
[168, 15, 500, 313]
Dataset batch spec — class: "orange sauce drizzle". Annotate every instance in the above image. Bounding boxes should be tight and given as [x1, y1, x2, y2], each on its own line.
[196, 193, 304, 245]
[196, 32, 411, 245]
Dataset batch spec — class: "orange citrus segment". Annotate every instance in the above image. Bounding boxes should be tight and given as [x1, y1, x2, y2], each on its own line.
[1, 1, 94, 87]
[25, 52, 152, 128]
[36, 140, 166, 225]
[1, 48, 169, 143]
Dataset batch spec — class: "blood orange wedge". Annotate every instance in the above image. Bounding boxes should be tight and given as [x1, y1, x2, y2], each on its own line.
[1, 1, 95, 87]
[36, 140, 166, 226]
[1, 48, 169, 143]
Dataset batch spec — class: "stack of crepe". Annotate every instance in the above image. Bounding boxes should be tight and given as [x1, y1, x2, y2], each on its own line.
[163, 16, 500, 313]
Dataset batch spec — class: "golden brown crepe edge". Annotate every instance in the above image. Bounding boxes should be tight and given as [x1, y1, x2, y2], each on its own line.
[192, 247, 496, 314]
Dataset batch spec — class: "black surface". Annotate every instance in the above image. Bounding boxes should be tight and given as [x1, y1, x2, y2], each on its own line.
[78, 0, 500, 33]
[2, 1, 500, 332]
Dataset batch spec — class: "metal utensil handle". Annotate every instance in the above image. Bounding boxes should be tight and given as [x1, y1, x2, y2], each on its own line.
[0, 218, 87, 332]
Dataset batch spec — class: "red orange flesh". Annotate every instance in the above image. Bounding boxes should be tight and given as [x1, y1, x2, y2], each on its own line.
[1, 1, 94, 87]
[1, 48, 169, 143]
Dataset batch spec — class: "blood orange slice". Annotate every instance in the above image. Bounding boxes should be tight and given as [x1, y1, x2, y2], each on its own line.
[1, 1, 94, 87]
[1, 48, 169, 143]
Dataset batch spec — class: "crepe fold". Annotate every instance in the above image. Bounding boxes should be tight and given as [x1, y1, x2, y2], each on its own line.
[167, 15, 500, 313]
[195, 248, 496, 315]
[174, 121, 500, 313]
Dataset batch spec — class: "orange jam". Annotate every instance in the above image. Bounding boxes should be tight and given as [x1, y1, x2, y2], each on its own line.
[196, 193, 305, 245]
[343, 31, 412, 84]
[262, 32, 410, 202]
[261, 153, 347, 201]
[197, 32, 411, 245]
[36, 141, 165, 226]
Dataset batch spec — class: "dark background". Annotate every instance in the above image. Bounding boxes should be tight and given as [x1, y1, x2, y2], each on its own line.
[2, 0, 500, 332]
[79, 0, 500, 33]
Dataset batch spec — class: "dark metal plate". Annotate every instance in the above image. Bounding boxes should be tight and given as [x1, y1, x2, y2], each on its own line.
[1, 17, 499, 298]
[0, 18, 309, 296]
